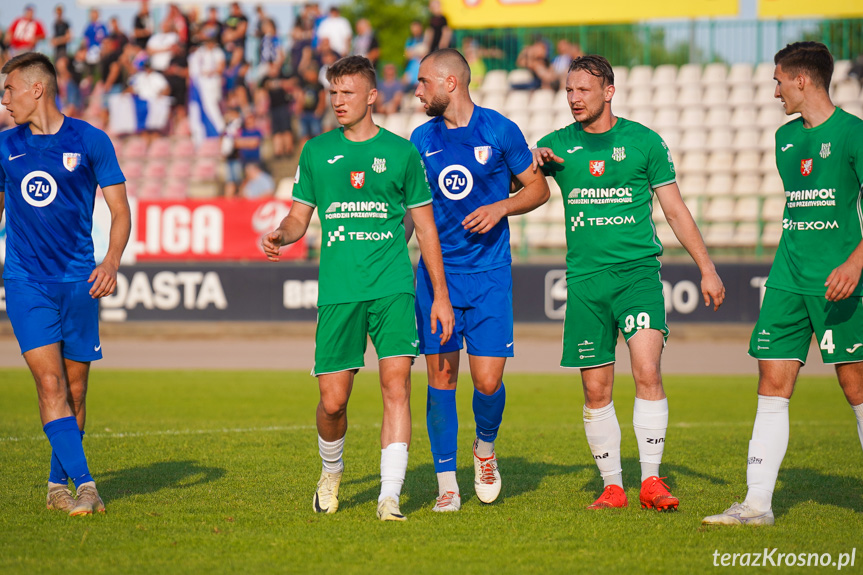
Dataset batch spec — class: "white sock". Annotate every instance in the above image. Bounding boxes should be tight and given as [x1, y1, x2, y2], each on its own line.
[436, 471, 459, 496]
[633, 397, 669, 482]
[743, 395, 790, 512]
[318, 435, 345, 474]
[853, 403, 863, 451]
[475, 438, 494, 459]
[379, 442, 409, 503]
[583, 402, 623, 488]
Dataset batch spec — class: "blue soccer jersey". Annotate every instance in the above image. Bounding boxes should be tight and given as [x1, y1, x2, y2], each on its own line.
[410, 106, 533, 273]
[0, 117, 125, 283]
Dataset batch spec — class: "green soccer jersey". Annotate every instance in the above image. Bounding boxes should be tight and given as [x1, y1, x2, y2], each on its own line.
[292, 127, 432, 305]
[538, 117, 676, 284]
[767, 107, 863, 296]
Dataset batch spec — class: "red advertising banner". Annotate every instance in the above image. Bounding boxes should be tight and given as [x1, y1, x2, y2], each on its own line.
[134, 198, 307, 261]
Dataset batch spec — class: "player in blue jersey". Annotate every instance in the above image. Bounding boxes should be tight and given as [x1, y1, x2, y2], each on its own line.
[0, 53, 131, 515]
[410, 48, 550, 511]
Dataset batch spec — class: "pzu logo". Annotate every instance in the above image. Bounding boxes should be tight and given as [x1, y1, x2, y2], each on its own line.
[438, 164, 474, 201]
[21, 170, 58, 208]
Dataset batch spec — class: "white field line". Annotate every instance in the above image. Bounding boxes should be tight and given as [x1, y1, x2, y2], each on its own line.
[0, 419, 850, 443]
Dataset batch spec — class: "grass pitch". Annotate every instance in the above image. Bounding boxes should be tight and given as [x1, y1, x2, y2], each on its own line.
[1, 368, 861, 574]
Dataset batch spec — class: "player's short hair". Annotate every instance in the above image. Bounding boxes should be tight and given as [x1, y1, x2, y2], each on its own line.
[326, 55, 377, 90]
[568, 55, 614, 87]
[774, 41, 833, 91]
[421, 48, 471, 86]
[1, 52, 59, 98]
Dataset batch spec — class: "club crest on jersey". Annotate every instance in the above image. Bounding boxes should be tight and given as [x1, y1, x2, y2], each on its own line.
[589, 160, 605, 177]
[820, 143, 831, 159]
[62, 153, 82, 172]
[372, 157, 386, 174]
[800, 159, 813, 176]
[612, 147, 626, 162]
[350, 171, 365, 189]
[474, 146, 491, 165]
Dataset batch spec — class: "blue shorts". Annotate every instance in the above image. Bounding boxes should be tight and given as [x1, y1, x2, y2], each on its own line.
[416, 265, 514, 357]
[5, 279, 102, 361]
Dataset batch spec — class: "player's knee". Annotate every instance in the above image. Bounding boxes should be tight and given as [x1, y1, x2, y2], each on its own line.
[632, 362, 662, 388]
[319, 396, 348, 419]
[381, 378, 410, 404]
[34, 373, 67, 397]
[473, 378, 501, 396]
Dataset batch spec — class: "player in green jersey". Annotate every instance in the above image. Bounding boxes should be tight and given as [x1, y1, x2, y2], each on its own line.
[704, 42, 863, 527]
[532, 55, 725, 512]
[262, 56, 454, 522]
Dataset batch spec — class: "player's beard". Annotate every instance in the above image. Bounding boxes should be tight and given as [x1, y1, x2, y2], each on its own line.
[574, 101, 605, 128]
[425, 92, 450, 117]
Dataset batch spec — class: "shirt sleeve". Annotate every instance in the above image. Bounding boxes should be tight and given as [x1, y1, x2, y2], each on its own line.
[496, 117, 533, 177]
[291, 147, 316, 207]
[645, 129, 676, 188]
[848, 122, 863, 184]
[536, 132, 564, 177]
[404, 145, 432, 208]
[85, 127, 125, 187]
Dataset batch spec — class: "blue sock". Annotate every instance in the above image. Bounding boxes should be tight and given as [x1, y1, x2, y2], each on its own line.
[427, 387, 458, 473]
[48, 429, 83, 485]
[474, 383, 506, 443]
[43, 417, 93, 489]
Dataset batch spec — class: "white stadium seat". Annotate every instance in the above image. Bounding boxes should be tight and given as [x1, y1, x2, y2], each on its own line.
[728, 63, 754, 84]
[754, 85, 777, 104]
[703, 86, 730, 107]
[834, 59, 852, 81]
[705, 151, 734, 174]
[707, 128, 734, 151]
[760, 173, 784, 197]
[679, 151, 708, 175]
[733, 222, 761, 247]
[480, 69, 508, 93]
[680, 129, 708, 151]
[833, 81, 861, 106]
[679, 106, 705, 129]
[652, 64, 678, 87]
[730, 107, 758, 128]
[728, 86, 755, 106]
[704, 108, 732, 128]
[508, 68, 535, 87]
[529, 89, 556, 109]
[704, 222, 736, 246]
[628, 65, 653, 87]
[653, 85, 678, 106]
[733, 196, 762, 222]
[704, 197, 736, 222]
[677, 86, 703, 107]
[734, 174, 763, 197]
[652, 108, 679, 130]
[732, 127, 762, 151]
[706, 174, 735, 197]
[504, 91, 532, 113]
[732, 152, 763, 175]
[702, 63, 728, 85]
[753, 62, 776, 86]
[676, 63, 702, 86]
[762, 196, 786, 221]
[761, 222, 783, 246]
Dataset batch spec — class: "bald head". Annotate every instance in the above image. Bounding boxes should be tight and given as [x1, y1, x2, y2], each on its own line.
[421, 48, 471, 90]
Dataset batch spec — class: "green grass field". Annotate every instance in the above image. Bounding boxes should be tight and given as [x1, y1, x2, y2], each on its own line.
[1, 368, 861, 574]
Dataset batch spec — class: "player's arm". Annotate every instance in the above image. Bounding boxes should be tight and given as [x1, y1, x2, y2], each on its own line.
[530, 147, 564, 173]
[89, 183, 131, 298]
[825, 240, 863, 301]
[655, 182, 725, 310]
[410, 203, 454, 345]
[463, 166, 550, 234]
[261, 201, 314, 262]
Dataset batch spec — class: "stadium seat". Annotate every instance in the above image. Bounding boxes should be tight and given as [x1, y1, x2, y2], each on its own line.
[732, 152, 763, 175]
[706, 174, 735, 197]
[611, 87, 629, 108]
[554, 110, 573, 130]
[191, 159, 218, 181]
[407, 112, 429, 134]
[728, 85, 755, 106]
[843, 102, 863, 119]
[613, 66, 629, 87]
[627, 86, 653, 108]
[662, 128, 682, 151]
[732, 127, 762, 151]
[679, 151, 708, 175]
[163, 182, 188, 199]
[676, 86, 702, 107]
[198, 138, 222, 158]
[123, 160, 144, 180]
[733, 222, 761, 247]
[678, 174, 708, 196]
[168, 162, 192, 180]
[138, 180, 164, 199]
[504, 91, 532, 113]
[728, 63, 754, 84]
[705, 151, 734, 174]
[702, 63, 728, 85]
[629, 107, 653, 127]
[627, 65, 653, 87]
[508, 112, 531, 133]
[703, 86, 730, 107]
[655, 222, 682, 248]
[761, 222, 783, 246]
[529, 89, 556, 109]
[754, 85, 777, 105]
[507, 68, 536, 88]
[833, 81, 861, 106]
[758, 151, 777, 175]
[760, 173, 784, 197]
[653, 85, 678, 107]
[707, 128, 734, 151]
[382, 113, 408, 138]
[704, 222, 736, 246]
[756, 104, 786, 128]
[480, 70, 508, 93]
[680, 129, 708, 151]
[482, 93, 506, 113]
[652, 108, 678, 130]
[704, 196, 735, 222]
[834, 59, 852, 81]
[733, 196, 761, 222]
[538, 226, 567, 250]
[762, 196, 786, 221]
[651, 64, 677, 87]
[758, 127, 777, 151]
[144, 162, 168, 180]
[676, 63, 702, 86]
[122, 137, 148, 159]
[148, 138, 172, 159]
[753, 62, 776, 85]
[275, 178, 294, 200]
[678, 107, 705, 129]
[704, 108, 731, 127]
[730, 107, 758, 128]
[173, 138, 196, 158]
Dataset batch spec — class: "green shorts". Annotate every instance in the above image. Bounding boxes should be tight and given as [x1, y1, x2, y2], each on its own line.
[749, 287, 863, 365]
[562, 260, 669, 368]
[314, 293, 419, 376]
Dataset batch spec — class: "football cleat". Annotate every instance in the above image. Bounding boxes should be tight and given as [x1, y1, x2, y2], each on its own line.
[69, 483, 105, 516]
[639, 476, 679, 511]
[473, 439, 501, 503]
[313, 470, 343, 514]
[587, 484, 628, 509]
[432, 491, 461, 512]
[702, 502, 775, 526]
[46, 484, 76, 512]
[376, 497, 407, 521]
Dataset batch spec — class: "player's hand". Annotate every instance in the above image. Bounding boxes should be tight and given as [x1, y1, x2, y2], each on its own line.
[430, 297, 454, 345]
[463, 203, 507, 234]
[88, 260, 119, 298]
[825, 260, 862, 301]
[701, 270, 725, 311]
[531, 147, 563, 172]
[261, 230, 286, 261]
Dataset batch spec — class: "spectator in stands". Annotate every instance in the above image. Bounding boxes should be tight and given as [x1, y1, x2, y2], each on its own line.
[223, 2, 249, 57]
[256, 18, 283, 82]
[375, 63, 404, 116]
[290, 22, 312, 74]
[147, 19, 180, 73]
[55, 55, 81, 116]
[164, 42, 189, 127]
[403, 20, 427, 90]
[190, 28, 226, 105]
[223, 44, 251, 110]
[133, 0, 153, 50]
[195, 7, 224, 49]
[107, 17, 128, 52]
[98, 35, 130, 125]
[241, 162, 275, 199]
[168, 3, 191, 51]
[850, 53, 863, 87]
[263, 70, 296, 158]
[317, 41, 339, 88]
[514, 37, 557, 90]
[223, 111, 263, 198]
[52, 4, 71, 62]
[253, 5, 272, 61]
[7, 5, 46, 57]
[297, 64, 326, 148]
[83, 9, 108, 72]
[425, 0, 451, 53]
[552, 39, 582, 82]
[351, 19, 380, 67]
[316, 6, 352, 58]
[129, 58, 171, 142]
[462, 38, 487, 91]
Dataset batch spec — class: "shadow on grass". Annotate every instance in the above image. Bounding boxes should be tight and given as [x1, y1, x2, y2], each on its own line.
[773, 467, 863, 517]
[97, 460, 226, 500]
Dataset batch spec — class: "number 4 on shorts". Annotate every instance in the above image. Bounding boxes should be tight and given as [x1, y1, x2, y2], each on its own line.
[820, 330, 835, 354]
